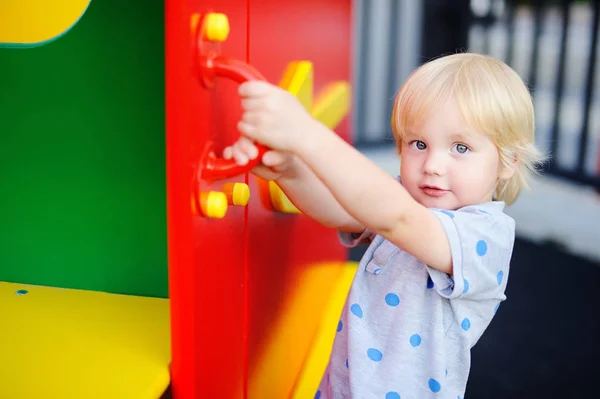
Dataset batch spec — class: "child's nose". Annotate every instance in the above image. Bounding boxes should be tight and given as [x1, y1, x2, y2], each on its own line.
[423, 151, 446, 176]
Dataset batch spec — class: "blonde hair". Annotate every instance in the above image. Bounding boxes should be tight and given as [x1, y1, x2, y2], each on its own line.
[391, 53, 546, 205]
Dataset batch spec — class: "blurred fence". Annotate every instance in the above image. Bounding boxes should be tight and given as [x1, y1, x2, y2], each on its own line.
[352, 0, 600, 189]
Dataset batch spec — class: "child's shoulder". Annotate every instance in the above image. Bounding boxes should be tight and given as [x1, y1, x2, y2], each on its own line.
[432, 201, 514, 228]
[429, 201, 516, 257]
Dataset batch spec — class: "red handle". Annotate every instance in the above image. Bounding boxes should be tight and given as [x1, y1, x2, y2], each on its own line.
[197, 53, 270, 180]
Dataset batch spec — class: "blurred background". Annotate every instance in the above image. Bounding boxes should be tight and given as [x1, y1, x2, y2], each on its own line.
[349, 0, 599, 397]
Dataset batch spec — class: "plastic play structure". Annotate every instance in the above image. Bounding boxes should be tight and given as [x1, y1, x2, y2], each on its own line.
[1, 1, 356, 398]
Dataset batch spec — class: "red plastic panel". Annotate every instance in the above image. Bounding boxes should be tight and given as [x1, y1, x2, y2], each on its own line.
[166, 0, 250, 398]
[245, 1, 352, 398]
[167, 1, 352, 397]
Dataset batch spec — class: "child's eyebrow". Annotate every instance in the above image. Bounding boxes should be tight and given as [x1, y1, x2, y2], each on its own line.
[403, 132, 423, 140]
[451, 132, 475, 142]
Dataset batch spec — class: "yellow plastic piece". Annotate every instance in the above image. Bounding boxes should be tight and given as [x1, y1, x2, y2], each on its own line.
[202, 13, 230, 42]
[292, 262, 358, 398]
[190, 13, 201, 33]
[271, 62, 351, 214]
[0, 0, 90, 45]
[223, 182, 250, 206]
[268, 181, 301, 214]
[311, 82, 352, 129]
[248, 262, 359, 399]
[199, 191, 228, 218]
[279, 61, 314, 111]
[270, 61, 313, 214]
[0, 281, 170, 399]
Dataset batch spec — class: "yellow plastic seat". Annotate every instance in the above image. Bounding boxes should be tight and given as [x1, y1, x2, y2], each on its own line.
[0, 282, 171, 399]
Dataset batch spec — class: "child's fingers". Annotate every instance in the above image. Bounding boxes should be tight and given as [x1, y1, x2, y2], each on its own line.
[223, 146, 233, 160]
[239, 81, 272, 98]
[238, 112, 260, 139]
[224, 142, 252, 165]
[237, 136, 259, 159]
[241, 97, 266, 111]
[231, 141, 249, 166]
[237, 121, 257, 139]
[262, 151, 294, 175]
[250, 164, 281, 181]
[241, 111, 262, 125]
[262, 150, 294, 170]
[262, 150, 285, 166]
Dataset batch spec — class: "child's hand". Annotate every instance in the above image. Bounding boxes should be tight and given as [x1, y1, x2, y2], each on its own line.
[236, 81, 315, 152]
[223, 137, 296, 181]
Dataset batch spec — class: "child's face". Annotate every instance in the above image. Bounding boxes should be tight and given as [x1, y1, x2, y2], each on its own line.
[399, 98, 511, 210]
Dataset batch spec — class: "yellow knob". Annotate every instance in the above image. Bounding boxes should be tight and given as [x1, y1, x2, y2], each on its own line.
[199, 191, 228, 219]
[268, 181, 301, 214]
[203, 13, 230, 42]
[223, 182, 250, 206]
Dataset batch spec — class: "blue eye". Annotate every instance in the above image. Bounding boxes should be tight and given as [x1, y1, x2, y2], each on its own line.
[453, 143, 469, 154]
[410, 140, 427, 150]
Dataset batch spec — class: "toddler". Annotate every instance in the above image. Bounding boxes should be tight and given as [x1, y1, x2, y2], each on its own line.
[224, 53, 545, 398]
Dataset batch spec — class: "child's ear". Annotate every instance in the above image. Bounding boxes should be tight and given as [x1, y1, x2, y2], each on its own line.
[499, 156, 519, 180]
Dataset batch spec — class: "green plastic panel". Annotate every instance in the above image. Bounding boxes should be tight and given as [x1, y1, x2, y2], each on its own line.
[0, 0, 168, 298]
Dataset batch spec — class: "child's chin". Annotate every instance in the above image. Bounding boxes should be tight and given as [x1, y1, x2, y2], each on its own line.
[419, 196, 456, 210]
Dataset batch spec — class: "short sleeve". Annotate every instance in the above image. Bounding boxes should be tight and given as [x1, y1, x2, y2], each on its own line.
[338, 229, 375, 248]
[425, 204, 516, 301]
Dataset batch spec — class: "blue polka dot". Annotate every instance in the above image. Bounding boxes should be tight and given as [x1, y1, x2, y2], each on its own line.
[367, 348, 383, 362]
[337, 320, 343, 332]
[497, 270, 504, 285]
[385, 293, 400, 307]
[385, 392, 401, 399]
[427, 276, 434, 288]
[479, 209, 489, 214]
[409, 334, 422, 347]
[441, 210, 455, 219]
[461, 318, 471, 331]
[345, 359, 349, 368]
[462, 279, 469, 294]
[445, 369, 448, 376]
[315, 390, 321, 399]
[476, 240, 487, 256]
[15, 289, 28, 296]
[350, 303, 363, 318]
[428, 378, 441, 393]
[374, 268, 382, 275]
[494, 303, 500, 314]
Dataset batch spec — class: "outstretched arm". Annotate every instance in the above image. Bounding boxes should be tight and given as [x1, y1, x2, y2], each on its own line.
[224, 139, 363, 232]
[276, 155, 365, 232]
[295, 121, 452, 273]
[236, 81, 452, 274]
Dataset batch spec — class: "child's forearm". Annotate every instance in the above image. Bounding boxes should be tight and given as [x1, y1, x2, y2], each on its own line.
[275, 155, 364, 232]
[294, 121, 453, 274]
[296, 121, 415, 236]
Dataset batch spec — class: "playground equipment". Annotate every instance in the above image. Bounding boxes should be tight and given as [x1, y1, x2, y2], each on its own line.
[1, 1, 355, 398]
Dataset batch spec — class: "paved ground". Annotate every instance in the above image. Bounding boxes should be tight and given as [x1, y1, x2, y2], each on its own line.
[467, 237, 600, 398]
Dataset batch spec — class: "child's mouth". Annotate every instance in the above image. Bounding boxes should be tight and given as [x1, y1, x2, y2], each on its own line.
[421, 185, 449, 197]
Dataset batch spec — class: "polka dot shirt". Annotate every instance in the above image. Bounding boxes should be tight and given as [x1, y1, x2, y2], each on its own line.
[315, 201, 515, 398]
